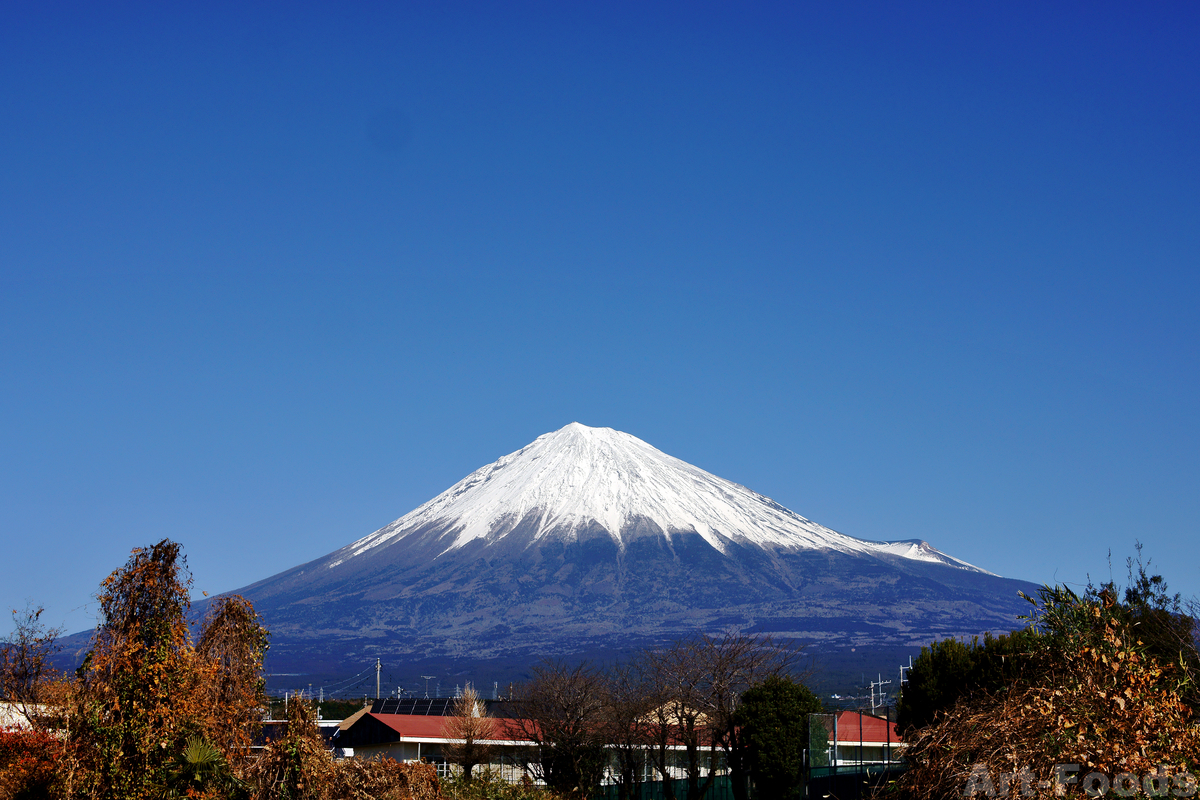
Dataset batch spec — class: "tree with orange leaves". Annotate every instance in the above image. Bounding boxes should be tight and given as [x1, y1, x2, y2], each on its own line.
[196, 594, 271, 767]
[5, 540, 437, 800]
[67, 539, 208, 798]
[59, 539, 272, 799]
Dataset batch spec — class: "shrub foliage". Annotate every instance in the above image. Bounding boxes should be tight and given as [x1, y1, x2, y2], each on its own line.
[895, 550, 1200, 800]
[0, 539, 445, 800]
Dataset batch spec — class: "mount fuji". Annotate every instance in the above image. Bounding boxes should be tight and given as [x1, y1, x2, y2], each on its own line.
[222, 423, 1038, 678]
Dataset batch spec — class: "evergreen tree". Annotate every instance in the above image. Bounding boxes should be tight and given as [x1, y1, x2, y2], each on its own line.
[896, 629, 1038, 734]
[732, 675, 823, 800]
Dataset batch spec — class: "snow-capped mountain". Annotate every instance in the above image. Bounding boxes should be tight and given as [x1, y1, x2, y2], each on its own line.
[220, 423, 1037, 679]
[331, 422, 987, 572]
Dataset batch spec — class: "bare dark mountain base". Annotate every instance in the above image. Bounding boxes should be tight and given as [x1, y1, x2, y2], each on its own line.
[202, 529, 1039, 694]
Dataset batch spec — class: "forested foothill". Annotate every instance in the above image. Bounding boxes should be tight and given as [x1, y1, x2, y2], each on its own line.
[892, 547, 1200, 799]
[0, 540, 825, 800]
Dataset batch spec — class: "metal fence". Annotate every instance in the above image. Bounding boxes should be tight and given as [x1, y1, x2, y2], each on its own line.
[591, 710, 908, 800]
[806, 764, 907, 799]
[592, 764, 906, 800]
[594, 776, 738, 800]
[805, 710, 906, 799]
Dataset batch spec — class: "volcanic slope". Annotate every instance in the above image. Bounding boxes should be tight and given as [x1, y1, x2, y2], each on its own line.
[235, 423, 1038, 671]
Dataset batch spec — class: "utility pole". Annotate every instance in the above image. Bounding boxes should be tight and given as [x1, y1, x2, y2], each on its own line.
[870, 674, 892, 714]
[375, 658, 381, 700]
[422, 676, 434, 698]
[899, 655, 913, 687]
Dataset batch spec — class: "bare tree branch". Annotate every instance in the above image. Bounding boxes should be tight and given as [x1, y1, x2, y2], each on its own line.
[441, 683, 496, 781]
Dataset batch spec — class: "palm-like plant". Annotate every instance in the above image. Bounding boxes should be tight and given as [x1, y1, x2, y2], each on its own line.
[159, 735, 247, 798]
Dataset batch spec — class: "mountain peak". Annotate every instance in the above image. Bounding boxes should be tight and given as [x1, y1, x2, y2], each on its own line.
[221, 425, 1036, 679]
[534, 421, 635, 450]
[330, 425, 992, 575]
[551, 421, 605, 435]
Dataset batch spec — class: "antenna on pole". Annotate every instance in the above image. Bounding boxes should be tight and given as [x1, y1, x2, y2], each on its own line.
[870, 674, 892, 714]
[900, 655, 913, 686]
[375, 659, 381, 700]
[421, 676, 434, 698]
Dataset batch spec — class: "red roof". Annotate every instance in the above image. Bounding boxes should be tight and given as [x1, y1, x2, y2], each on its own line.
[830, 711, 901, 744]
[366, 714, 528, 742]
[370, 714, 448, 738]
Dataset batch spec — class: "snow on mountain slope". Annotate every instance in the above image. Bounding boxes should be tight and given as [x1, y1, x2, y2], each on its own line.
[330, 423, 993, 574]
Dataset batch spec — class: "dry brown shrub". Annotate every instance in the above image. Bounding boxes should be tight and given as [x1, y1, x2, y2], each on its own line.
[196, 595, 271, 769]
[325, 758, 441, 800]
[245, 698, 441, 800]
[898, 610, 1200, 799]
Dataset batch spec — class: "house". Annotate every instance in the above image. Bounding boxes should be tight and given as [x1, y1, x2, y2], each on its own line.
[821, 710, 904, 766]
[259, 715, 348, 752]
[334, 697, 535, 781]
[336, 697, 900, 786]
[0, 701, 48, 731]
[335, 696, 719, 785]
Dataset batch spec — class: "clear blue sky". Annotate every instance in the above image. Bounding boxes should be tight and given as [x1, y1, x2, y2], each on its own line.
[3, 1, 1198, 637]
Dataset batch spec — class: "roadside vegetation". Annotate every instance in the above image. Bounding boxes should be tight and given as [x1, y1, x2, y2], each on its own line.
[892, 546, 1200, 799]
[503, 636, 816, 800]
[15, 538, 1200, 800]
[0, 539, 438, 800]
[0, 539, 821, 800]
